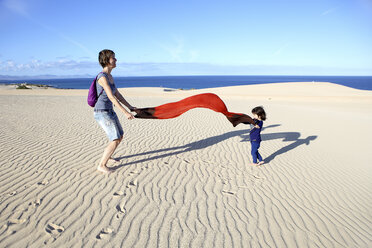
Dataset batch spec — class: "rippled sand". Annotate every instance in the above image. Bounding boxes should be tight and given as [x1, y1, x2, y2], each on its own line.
[0, 83, 371, 247]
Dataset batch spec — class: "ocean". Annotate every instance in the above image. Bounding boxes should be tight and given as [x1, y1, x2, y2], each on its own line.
[1, 75, 372, 91]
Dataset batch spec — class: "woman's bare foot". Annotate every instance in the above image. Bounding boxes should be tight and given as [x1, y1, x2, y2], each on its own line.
[97, 165, 114, 173]
[109, 157, 121, 163]
[250, 163, 259, 166]
[258, 161, 264, 165]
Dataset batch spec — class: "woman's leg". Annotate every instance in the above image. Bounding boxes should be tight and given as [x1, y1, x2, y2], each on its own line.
[98, 136, 123, 173]
[94, 111, 124, 173]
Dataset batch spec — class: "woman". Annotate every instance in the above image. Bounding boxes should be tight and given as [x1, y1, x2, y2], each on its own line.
[94, 49, 135, 173]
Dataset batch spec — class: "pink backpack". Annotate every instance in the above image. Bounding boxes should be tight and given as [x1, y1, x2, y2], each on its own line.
[87, 72, 104, 107]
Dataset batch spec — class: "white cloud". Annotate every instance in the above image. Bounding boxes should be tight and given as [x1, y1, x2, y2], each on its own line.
[1, 59, 371, 77]
[0, 59, 97, 73]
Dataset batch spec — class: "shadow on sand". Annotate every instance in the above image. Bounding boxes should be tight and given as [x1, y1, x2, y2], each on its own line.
[113, 124, 317, 169]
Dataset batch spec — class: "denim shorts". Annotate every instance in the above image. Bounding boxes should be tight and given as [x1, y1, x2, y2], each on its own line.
[94, 110, 124, 141]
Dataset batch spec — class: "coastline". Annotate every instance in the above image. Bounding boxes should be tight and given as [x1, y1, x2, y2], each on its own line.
[1, 75, 372, 91]
[0, 82, 371, 247]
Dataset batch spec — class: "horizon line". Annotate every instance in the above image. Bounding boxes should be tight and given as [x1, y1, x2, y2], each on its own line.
[1, 74, 372, 80]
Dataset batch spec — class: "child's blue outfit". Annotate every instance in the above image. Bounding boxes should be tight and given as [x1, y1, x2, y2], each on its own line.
[250, 119, 263, 163]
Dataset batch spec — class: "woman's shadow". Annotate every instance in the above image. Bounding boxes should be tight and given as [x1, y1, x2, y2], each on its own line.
[114, 124, 317, 169]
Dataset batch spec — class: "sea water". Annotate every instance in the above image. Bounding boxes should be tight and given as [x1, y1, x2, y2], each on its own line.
[1, 75, 371, 91]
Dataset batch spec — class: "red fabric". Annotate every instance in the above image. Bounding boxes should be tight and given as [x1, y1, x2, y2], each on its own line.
[134, 93, 255, 127]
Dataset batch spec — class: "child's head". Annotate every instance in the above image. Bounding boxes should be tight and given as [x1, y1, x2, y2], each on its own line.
[252, 106, 266, 121]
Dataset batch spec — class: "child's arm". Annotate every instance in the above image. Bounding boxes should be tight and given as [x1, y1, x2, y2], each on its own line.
[241, 114, 259, 127]
[253, 119, 260, 129]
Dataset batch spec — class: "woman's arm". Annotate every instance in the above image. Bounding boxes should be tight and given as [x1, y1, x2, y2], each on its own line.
[115, 90, 136, 111]
[97, 77, 134, 119]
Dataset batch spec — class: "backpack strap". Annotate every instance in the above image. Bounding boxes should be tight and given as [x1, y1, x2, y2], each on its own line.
[96, 72, 105, 99]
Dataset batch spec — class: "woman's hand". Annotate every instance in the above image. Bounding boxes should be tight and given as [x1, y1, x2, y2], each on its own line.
[125, 112, 135, 120]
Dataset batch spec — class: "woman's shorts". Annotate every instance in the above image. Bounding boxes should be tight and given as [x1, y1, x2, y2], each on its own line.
[94, 110, 124, 141]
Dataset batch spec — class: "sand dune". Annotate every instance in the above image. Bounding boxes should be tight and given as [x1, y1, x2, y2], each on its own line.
[0, 82, 371, 247]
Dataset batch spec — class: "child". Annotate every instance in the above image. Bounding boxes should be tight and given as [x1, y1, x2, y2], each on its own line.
[250, 106, 266, 165]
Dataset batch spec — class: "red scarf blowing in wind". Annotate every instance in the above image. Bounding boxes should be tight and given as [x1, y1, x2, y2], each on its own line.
[133, 93, 255, 127]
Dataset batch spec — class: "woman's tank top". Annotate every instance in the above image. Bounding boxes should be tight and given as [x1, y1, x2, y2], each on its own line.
[94, 72, 118, 110]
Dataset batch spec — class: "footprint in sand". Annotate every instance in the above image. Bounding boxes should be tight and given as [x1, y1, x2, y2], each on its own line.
[45, 223, 65, 235]
[115, 202, 126, 219]
[44, 223, 64, 244]
[129, 169, 141, 175]
[126, 180, 137, 188]
[1, 218, 27, 235]
[28, 199, 42, 208]
[96, 227, 114, 240]
[8, 218, 26, 225]
[116, 203, 126, 214]
[37, 180, 49, 186]
[222, 190, 236, 196]
[8, 191, 17, 196]
[113, 191, 125, 197]
[221, 180, 229, 185]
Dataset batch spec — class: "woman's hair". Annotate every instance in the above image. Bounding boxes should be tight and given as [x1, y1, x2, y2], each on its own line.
[252, 106, 266, 121]
[99, 49, 115, 68]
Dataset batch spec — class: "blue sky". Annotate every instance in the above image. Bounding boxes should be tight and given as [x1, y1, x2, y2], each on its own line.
[0, 0, 371, 77]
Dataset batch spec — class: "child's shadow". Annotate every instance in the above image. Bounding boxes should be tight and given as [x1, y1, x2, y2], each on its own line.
[240, 125, 317, 163]
[113, 124, 316, 169]
[241, 131, 317, 163]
